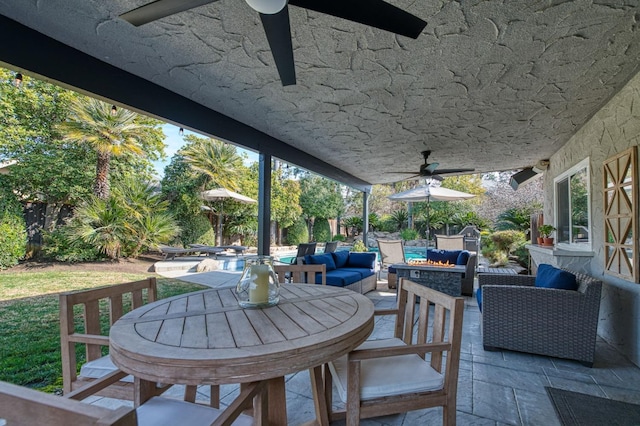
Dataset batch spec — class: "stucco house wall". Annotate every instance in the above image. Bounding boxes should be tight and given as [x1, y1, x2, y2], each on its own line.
[543, 70, 640, 367]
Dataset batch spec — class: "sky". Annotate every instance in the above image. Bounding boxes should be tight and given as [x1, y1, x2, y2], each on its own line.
[152, 123, 258, 178]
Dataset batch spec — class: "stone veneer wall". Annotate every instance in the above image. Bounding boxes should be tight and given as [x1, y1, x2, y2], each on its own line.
[544, 70, 640, 366]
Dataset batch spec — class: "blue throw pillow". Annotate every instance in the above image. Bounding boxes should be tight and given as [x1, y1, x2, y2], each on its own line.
[307, 253, 337, 271]
[347, 252, 376, 269]
[427, 249, 461, 264]
[331, 250, 349, 269]
[456, 250, 470, 266]
[535, 264, 577, 290]
[476, 287, 482, 313]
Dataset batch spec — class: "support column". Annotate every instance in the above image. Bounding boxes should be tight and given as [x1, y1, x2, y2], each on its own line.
[258, 153, 272, 256]
[362, 190, 370, 248]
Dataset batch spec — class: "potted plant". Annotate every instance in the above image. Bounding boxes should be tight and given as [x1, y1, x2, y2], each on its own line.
[538, 224, 556, 246]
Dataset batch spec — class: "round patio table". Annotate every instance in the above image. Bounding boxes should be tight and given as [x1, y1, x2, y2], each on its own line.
[109, 284, 375, 425]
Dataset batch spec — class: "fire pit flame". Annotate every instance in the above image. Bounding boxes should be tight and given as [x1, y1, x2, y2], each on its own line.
[407, 259, 455, 268]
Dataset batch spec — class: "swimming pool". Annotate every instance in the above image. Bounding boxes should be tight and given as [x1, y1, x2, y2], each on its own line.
[275, 246, 427, 264]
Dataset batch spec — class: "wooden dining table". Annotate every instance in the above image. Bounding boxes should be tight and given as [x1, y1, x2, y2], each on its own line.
[109, 283, 375, 425]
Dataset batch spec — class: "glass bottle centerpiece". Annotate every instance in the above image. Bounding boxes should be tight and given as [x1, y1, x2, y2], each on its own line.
[236, 255, 280, 308]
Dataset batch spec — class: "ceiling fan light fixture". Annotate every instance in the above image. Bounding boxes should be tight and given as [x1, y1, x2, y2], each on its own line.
[244, 0, 287, 14]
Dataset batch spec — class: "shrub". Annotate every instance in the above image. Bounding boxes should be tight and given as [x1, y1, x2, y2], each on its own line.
[178, 215, 216, 246]
[286, 217, 309, 245]
[42, 227, 103, 262]
[312, 217, 331, 242]
[400, 228, 419, 241]
[351, 240, 368, 252]
[0, 188, 26, 269]
[490, 230, 526, 253]
[332, 234, 346, 242]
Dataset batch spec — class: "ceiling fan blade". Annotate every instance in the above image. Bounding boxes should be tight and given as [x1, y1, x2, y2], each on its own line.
[289, 0, 427, 39]
[424, 162, 439, 174]
[435, 168, 476, 175]
[120, 0, 216, 26]
[260, 8, 296, 86]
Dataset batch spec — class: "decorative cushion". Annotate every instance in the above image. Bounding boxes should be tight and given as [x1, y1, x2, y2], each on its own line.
[426, 248, 462, 265]
[456, 250, 470, 266]
[535, 264, 578, 290]
[331, 250, 349, 269]
[305, 253, 336, 271]
[346, 252, 376, 269]
[328, 337, 444, 402]
[476, 287, 482, 312]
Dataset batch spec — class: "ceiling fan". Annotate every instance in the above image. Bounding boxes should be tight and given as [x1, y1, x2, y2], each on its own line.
[119, 0, 427, 86]
[395, 150, 476, 181]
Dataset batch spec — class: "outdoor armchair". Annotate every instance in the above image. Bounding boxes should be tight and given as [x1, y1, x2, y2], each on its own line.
[479, 268, 602, 366]
[326, 278, 464, 425]
[376, 239, 405, 289]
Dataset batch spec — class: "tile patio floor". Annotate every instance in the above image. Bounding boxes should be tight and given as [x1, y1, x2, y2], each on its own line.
[87, 271, 640, 425]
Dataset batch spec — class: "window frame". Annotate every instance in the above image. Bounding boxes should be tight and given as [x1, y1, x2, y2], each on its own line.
[553, 157, 592, 250]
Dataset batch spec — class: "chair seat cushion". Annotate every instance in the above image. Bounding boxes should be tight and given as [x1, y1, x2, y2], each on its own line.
[79, 355, 134, 383]
[476, 287, 482, 312]
[137, 396, 253, 426]
[535, 264, 577, 290]
[328, 337, 444, 402]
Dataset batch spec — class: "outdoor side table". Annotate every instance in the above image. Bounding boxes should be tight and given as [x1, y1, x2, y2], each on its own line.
[109, 284, 375, 426]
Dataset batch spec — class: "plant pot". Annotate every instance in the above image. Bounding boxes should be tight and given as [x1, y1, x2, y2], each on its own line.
[542, 237, 554, 246]
[537, 237, 544, 245]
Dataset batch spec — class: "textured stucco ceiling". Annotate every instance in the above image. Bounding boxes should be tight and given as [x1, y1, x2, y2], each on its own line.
[2, 0, 640, 185]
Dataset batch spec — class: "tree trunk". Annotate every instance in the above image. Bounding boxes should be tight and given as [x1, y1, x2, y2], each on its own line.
[94, 152, 111, 199]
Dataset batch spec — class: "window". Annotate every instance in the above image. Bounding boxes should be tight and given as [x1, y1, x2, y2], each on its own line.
[554, 158, 590, 248]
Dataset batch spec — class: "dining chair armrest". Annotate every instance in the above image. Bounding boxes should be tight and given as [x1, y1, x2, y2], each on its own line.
[67, 334, 110, 346]
[64, 369, 129, 401]
[373, 308, 398, 317]
[348, 342, 451, 361]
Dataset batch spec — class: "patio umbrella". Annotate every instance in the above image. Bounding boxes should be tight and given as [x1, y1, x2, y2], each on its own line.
[389, 185, 475, 255]
[200, 188, 257, 245]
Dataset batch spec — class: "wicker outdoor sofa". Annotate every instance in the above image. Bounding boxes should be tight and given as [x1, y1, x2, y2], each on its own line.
[479, 269, 602, 367]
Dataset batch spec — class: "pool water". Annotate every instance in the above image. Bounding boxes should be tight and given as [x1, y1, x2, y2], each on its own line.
[276, 246, 427, 264]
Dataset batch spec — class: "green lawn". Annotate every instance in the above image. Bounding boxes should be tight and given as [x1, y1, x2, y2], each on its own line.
[0, 271, 206, 392]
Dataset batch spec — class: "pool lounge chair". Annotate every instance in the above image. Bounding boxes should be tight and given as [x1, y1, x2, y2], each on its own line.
[158, 245, 201, 260]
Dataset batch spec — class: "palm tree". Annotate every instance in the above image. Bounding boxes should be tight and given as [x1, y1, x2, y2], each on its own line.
[58, 97, 153, 199]
[180, 137, 244, 190]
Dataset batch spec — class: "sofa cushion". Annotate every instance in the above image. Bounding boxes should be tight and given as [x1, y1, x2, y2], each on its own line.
[427, 249, 462, 265]
[325, 270, 363, 287]
[339, 268, 376, 280]
[535, 264, 577, 290]
[331, 250, 350, 269]
[347, 252, 376, 269]
[305, 253, 336, 271]
[476, 287, 482, 313]
[456, 250, 470, 266]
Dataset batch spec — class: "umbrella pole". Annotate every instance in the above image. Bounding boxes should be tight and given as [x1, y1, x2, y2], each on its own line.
[426, 197, 430, 258]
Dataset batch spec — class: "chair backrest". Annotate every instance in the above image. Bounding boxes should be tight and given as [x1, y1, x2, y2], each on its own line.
[59, 278, 158, 397]
[274, 264, 327, 285]
[324, 241, 338, 253]
[377, 239, 405, 268]
[0, 377, 267, 426]
[0, 380, 137, 425]
[435, 234, 465, 250]
[395, 278, 464, 379]
[293, 242, 317, 263]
